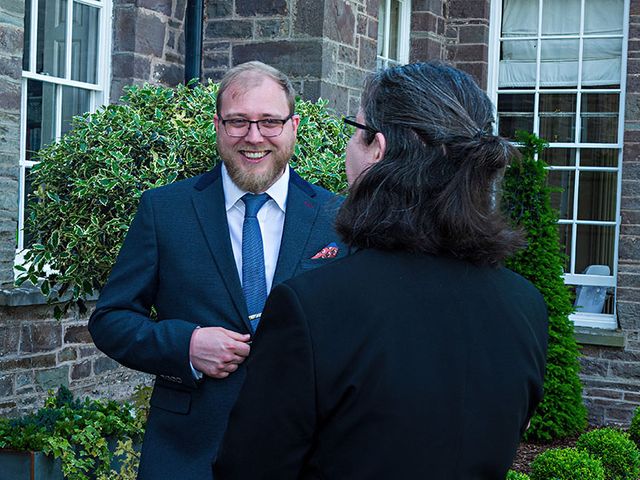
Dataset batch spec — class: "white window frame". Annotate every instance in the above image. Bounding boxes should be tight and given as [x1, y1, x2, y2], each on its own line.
[17, 0, 112, 270]
[377, 0, 412, 68]
[488, 0, 630, 329]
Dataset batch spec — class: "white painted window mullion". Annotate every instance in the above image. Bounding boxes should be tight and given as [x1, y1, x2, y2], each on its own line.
[65, 0, 73, 81]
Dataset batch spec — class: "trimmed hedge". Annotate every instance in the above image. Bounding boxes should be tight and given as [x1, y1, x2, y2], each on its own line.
[506, 470, 530, 480]
[576, 428, 640, 480]
[530, 447, 605, 480]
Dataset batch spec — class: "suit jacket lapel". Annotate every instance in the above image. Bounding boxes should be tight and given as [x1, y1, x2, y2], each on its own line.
[191, 165, 251, 331]
[273, 168, 319, 287]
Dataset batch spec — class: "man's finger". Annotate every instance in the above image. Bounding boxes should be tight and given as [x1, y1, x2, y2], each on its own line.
[224, 329, 252, 342]
[231, 341, 251, 357]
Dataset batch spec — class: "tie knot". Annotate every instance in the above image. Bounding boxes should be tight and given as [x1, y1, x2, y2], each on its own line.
[242, 193, 269, 218]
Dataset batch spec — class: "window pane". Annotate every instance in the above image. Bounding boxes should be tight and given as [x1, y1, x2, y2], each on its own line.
[577, 171, 617, 221]
[499, 39, 537, 87]
[558, 223, 572, 271]
[582, 38, 622, 86]
[575, 224, 615, 274]
[580, 148, 618, 167]
[539, 94, 576, 142]
[541, 0, 580, 35]
[377, 2, 386, 57]
[23, 0, 32, 71]
[580, 93, 619, 143]
[540, 39, 579, 87]
[389, 0, 399, 61]
[502, 0, 538, 37]
[542, 148, 576, 167]
[26, 79, 56, 160]
[71, 2, 99, 83]
[61, 86, 90, 135]
[547, 170, 575, 220]
[21, 168, 36, 247]
[585, 0, 623, 35]
[497, 93, 534, 139]
[36, 0, 68, 78]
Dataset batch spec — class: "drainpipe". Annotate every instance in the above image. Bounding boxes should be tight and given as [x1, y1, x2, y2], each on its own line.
[184, 0, 204, 85]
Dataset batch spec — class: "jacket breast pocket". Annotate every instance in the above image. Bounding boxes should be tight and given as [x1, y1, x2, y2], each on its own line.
[299, 257, 341, 272]
[150, 384, 192, 414]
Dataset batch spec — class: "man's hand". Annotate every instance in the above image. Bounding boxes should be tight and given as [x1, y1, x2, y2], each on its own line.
[189, 327, 251, 379]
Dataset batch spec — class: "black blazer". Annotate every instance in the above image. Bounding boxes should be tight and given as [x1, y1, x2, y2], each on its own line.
[88, 165, 346, 479]
[215, 248, 548, 480]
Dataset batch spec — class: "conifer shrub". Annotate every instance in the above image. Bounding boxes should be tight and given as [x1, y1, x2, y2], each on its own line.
[628, 405, 640, 448]
[501, 130, 587, 442]
[576, 428, 640, 480]
[18, 82, 349, 316]
[530, 447, 605, 480]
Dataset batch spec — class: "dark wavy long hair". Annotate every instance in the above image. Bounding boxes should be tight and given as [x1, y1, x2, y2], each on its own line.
[335, 62, 525, 267]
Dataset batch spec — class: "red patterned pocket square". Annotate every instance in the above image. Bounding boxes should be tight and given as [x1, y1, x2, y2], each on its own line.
[311, 242, 339, 259]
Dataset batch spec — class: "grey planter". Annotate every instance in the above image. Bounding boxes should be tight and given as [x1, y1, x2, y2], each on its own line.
[0, 450, 63, 480]
[0, 440, 141, 480]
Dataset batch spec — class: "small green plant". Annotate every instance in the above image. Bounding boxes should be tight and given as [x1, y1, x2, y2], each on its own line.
[18, 82, 349, 318]
[576, 428, 640, 480]
[502, 130, 587, 441]
[506, 470, 530, 479]
[97, 438, 140, 480]
[530, 447, 605, 480]
[0, 386, 143, 480]
[628, 405, 640, 448]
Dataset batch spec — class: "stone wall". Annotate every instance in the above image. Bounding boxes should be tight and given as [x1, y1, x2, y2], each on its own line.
[0, 1, 23, 288]
[203, 0, 375, 116]
[111, 0, 188, 102]
[409, 0, 490, 89]
[444, 0, 490, 88]
[0, 297, 150, 416]
[577, 0, 640, 426]
[410, 0, 447, 63]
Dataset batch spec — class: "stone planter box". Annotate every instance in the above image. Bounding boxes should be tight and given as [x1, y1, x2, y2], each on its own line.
[0, 450, 63, 480]
[0, 441, 141, 480]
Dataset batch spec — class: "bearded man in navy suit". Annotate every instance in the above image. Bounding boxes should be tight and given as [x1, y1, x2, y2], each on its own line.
[88, 61, 346, 479]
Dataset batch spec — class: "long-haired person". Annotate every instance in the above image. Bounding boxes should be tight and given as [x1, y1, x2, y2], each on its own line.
[214, 61, 548, 480]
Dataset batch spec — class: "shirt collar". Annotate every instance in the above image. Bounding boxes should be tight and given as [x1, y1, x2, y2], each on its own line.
[222, 163, 289, 213]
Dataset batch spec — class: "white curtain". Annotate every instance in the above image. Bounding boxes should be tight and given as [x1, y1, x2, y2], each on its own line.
[499, 0, 624, 87]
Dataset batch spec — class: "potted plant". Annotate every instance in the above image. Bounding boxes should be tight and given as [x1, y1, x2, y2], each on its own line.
[0, 386, 144, 480]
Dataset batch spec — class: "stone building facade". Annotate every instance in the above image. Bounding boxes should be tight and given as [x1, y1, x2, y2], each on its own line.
[0, 0, 639, 426]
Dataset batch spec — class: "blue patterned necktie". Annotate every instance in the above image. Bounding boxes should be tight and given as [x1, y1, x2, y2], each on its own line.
[241, 193, 270, 333]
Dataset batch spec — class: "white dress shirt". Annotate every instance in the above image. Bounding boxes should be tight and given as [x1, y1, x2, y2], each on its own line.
[221, 163, 288, 293]
[190, 165, 289, 380]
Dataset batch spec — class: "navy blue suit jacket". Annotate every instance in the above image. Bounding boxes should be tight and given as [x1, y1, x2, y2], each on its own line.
[88, 164, 346, 479]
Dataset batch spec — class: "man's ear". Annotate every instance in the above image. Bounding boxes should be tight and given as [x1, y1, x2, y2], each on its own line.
[371, 132, 386, 164]
[213, 114, 220, 131]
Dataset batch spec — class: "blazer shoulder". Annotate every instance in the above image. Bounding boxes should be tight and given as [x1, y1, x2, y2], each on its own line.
[142, 169, 219, 201]
[289, 167, 343, 203]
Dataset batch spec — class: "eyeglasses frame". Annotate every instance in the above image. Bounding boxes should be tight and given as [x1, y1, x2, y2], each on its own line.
[218, 112, 295, 137]
[343, 116, 379, 134]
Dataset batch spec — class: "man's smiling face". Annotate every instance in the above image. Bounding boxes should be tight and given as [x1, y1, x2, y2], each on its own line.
[214, 74, 299, 193]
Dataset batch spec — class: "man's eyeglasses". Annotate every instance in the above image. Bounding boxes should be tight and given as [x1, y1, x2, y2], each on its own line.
[218, 113, 294, 137]
[343, 116, 378, 134]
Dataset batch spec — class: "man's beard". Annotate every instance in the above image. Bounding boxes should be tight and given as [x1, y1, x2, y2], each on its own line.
[222, 147, 292, 193]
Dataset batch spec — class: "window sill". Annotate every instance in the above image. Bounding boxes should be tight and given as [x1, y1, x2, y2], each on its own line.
[0, 284, 49, 307]
[0, 284, 98, 307]
[574, 325, 625, 348]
